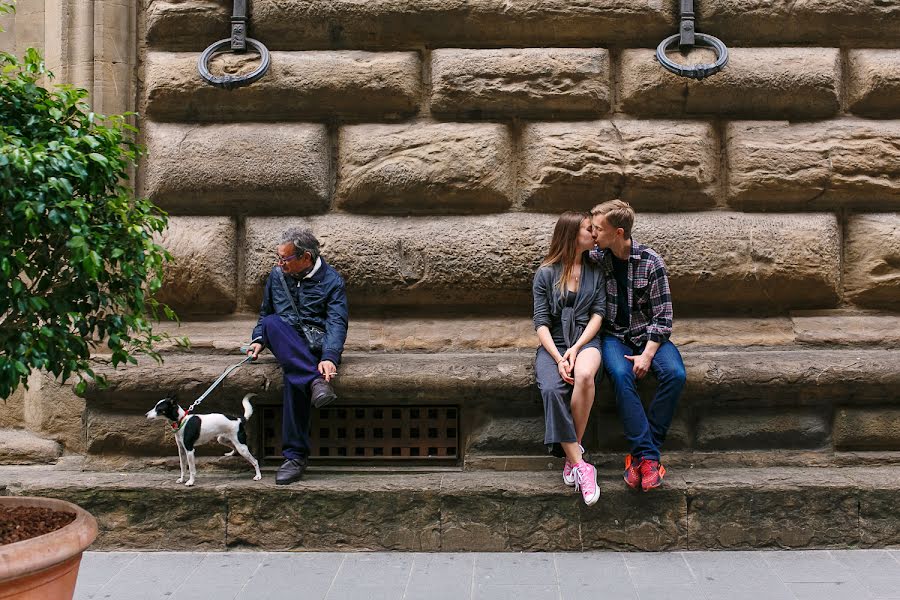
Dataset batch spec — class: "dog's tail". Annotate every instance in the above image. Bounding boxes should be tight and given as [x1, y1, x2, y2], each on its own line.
[241, 393, 256, 422]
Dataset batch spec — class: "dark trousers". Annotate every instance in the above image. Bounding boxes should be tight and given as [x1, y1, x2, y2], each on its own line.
[260, 314, 321, 460]
[601, 334, 686, 461]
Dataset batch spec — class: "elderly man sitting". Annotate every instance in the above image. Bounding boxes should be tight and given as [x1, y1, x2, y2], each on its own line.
[247, 227, 349, 485]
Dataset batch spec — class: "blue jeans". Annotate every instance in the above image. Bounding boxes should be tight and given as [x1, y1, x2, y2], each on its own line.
[601, 335, 686, 461]
[260, 314, 322, 460]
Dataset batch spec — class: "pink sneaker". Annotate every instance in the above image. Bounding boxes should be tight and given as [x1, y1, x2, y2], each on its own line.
[573, 461, 600, 506]
[562, 444, 585, 487]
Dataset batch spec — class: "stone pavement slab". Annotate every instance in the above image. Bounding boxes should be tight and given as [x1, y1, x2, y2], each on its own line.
[73, 549, 900, 600]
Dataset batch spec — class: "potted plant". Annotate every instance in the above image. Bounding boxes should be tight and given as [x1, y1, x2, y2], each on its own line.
[0, 496, 98, 599]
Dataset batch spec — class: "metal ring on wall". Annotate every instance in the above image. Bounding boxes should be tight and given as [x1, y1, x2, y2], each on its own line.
[655, 33, 728, 80]
[198, 38, 271, 90]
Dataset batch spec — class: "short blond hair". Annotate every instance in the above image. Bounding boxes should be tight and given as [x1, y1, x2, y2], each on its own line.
[591, 200, 634, 238]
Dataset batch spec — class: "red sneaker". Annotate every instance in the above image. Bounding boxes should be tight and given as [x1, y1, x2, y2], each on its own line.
[639, 458, 666, 492]
[623, 455, 642, 490]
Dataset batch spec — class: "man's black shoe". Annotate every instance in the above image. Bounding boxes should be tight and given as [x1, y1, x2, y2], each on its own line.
[275, 457, 307, 485]
[310, 378, 337, 408]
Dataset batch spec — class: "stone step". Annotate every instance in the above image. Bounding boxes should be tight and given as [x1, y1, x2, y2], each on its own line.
[80, 345, 900, 458]
[0, 429, 62, 465]
[2, 463, 897, 551]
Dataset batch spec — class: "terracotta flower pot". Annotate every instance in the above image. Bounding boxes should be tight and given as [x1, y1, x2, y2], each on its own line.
[0, 497, 98, 600]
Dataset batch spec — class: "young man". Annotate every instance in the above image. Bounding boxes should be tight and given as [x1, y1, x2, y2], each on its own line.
[247, 227, 348, 485]
[589, 200, 686, 491]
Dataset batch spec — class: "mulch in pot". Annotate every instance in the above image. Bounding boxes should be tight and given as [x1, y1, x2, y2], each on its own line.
[0, 506, 76, 545]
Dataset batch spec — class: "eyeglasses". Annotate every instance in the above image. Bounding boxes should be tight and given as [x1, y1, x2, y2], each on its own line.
[275, 254, 297, 265]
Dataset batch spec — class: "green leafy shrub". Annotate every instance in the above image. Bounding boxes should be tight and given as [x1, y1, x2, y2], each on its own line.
[0, 46, 173, 398]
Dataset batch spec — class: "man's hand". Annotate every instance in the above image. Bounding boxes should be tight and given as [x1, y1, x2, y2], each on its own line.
[318, 360, 337, 382]
[625, 352, 652, 379]
[247, 343, 263, 360]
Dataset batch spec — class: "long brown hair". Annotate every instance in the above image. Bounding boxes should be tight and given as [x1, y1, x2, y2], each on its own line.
[541, 211, 589, 296]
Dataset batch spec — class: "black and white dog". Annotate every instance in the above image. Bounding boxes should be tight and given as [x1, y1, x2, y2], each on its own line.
[146, 393, 262, 487]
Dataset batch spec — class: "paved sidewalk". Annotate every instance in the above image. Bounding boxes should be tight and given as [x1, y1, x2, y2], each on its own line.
[75, 549, 900, 600]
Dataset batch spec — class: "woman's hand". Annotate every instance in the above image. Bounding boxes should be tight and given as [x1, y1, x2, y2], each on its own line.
[557, 356, 575, 385]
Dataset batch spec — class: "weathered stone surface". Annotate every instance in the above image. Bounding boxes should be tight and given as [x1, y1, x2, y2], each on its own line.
[245, 213, 839, 313]
[620, 48, 840, 118]
[3, 465, 896, 550]
[596, 411, 690, 451]
[143, 51, 421, 121]
[848, 51, 900, 117]
[336, 122, 513, 214]
[4, 469, 227, 550]
[0, 429, 62, 465]
[695, 411, 828, 450]
[834, 408, 900, 451]
[792, 312, 900, 348]
[694, 0, 900, 47]
[685, 468, 860, 549]
[843, 214, 900, 310]
[520, 121, 718, 212]
[155, 217, 237, 315]
[227, 478, 442, 550]
[0, 385, 25, 429]
[727, 120, 900, 210]
[141, 122, 330, 215]
[145, 0, 674, 51]
[23, 374, 85, 453]
[466, 417, 546, 455]
[430, 48, 610, 118]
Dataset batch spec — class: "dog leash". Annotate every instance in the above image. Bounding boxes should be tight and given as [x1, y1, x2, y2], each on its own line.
[183, 355, 255, 417]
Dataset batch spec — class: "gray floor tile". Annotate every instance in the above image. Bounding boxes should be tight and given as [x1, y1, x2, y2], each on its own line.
[625, 553, 696, 585]
[831, 549, 900, 574]
[473, 583, 559, 600]
[475, 553, 558, 586]
[90, 552, 206, 600]
[788, 580, 874, 600]
[235, 553, 344, 600]
[404, 553, 475, 600]
[557, 552, 637, 600]
[173, 553, 264, 600]
[325, 553, 415, 600]
[634, 582, 710, 600]
[762, 550, 856, 583]
[74, 553, 139, 600]
[864, 577, 900, 600]
[684, 550, 793, 598]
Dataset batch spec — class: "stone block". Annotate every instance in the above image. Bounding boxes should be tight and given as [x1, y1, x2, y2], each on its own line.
[694, 0, 900, 47]
[85, 409, 173, 456]
[694, 411, 828, 450]
[466, 417, 546, 455]
[0, 385, 25, 429]
[336, 122, 513, 214]
[155, 217, 237, 316]
[685, 468, 859, 548]
[430, 48, 610, 118]
[0, 429, 62, 465]
[520, 120, 718, 212]
[848, 51, 900, 118]
[243, 212, 839, 313]
[834, 408, 900, 451]
[143, 51, 421, 121]
[727, 120, 900, 210]
[23, 373, 84, 453]
[145, 0, 673, 51]
[620, 48, 840, 119]
[226, 480, 442, 550]
[141, 122, 330, 215]
[844, 214, 900, 310]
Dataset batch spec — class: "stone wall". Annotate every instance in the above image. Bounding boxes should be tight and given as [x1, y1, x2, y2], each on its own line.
[134, 0, 900, 318]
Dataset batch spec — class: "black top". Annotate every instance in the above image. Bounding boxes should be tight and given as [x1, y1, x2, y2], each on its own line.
[611, 255, 630, 328]
[563, 289, 577, 308]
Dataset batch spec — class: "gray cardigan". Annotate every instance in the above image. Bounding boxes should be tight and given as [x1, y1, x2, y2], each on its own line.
[532, 257, 607, 348]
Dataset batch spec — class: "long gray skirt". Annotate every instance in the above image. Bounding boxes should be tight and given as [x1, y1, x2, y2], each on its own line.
[535, 339, 602, 449]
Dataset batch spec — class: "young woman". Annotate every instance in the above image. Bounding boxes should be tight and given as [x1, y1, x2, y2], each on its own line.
[532, 211, 606, 506]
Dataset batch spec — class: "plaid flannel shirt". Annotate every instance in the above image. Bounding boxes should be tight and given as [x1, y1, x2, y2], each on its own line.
[588, 239, 673, 347]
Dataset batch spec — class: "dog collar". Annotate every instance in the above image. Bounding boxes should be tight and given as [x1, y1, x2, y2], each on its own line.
[172, 413, 190, 430]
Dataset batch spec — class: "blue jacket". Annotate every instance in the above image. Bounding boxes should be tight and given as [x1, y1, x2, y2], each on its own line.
[251, 261, 349, 365]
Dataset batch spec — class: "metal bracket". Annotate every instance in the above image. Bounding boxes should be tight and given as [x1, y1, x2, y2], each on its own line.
[230, 0, 247, 52]
[655, 0, 728, 80]
[198, 0, 270, 89]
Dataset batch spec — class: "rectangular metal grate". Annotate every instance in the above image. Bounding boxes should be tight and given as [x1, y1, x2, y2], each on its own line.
[260, 405, 459, 464]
